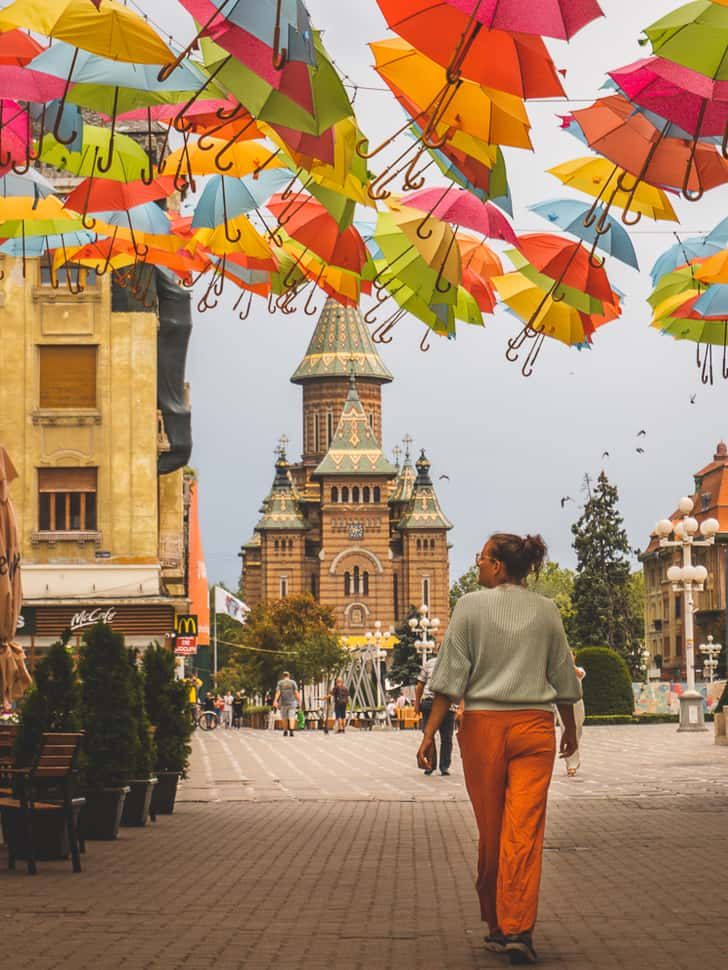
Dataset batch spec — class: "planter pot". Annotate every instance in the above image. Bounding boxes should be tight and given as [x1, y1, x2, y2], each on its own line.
[120, 778, 158, 827]
[80, 786, 130, 841]
[149, 770, 181, 817]
[0, 801, 82, 861]
[714, 711, 728, 746]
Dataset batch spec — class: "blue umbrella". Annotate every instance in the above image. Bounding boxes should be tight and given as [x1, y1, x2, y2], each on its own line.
[693, 284, 728, 318]
[191, 171, 290, 242]
[650, 236, 722, 285]
[706, 216, 728, 247]
[0, 230, 97, 257]
[0, 169, 55, 201]
[528, 198, 639, 269]
[95, 202, 171, 235]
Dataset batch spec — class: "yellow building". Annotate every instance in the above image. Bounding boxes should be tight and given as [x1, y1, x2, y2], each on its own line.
[0, 254, 193, 663]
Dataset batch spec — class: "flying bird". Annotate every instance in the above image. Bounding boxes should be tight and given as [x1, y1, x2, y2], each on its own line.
[439, 474, 450, 481]
[560, 496, 574, 508]
[690, 394, 696, 404]
[636, 430, 647, 437]
[636, 447, 645, 454]
[601, 451, 610, 459]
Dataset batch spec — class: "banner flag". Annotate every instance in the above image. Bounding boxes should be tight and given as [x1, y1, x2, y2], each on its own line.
[214, 586, 249, 624]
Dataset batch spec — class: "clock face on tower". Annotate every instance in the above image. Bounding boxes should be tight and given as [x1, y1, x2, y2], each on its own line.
[349, 522, 364, 540]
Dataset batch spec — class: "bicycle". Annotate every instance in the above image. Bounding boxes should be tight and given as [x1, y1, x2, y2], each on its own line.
[194, 710, 219, 731]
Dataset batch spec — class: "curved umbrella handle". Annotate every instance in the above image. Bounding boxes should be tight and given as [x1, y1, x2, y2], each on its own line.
[682, 101, 707, 202]
[434, 231, 457, 294]
[419, 328, 431, 352]
[267, 292, 278, 315]
[52, 47, 80, 146]
[234, 288, 253, 321]
[700, 343, 714, 385]
[402, 149, 428, 192]
[96, 88, 120, 174]
[587, 234, 606, 269]
[272, 0, 288, 70]
[722, 118, 728, 161]
[521, 332, 546, 378]
[94, 227, 118, 277]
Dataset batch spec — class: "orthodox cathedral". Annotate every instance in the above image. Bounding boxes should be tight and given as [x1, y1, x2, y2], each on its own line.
[239, 299, 453, 637]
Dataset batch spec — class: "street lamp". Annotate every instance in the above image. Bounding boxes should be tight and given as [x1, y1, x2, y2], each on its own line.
[408, 604, 440, 666]
[639, 646, 651, 682]
[654, 500, 719, 731]
[364, 620, 388, 710]
[699, 635, 722, 683]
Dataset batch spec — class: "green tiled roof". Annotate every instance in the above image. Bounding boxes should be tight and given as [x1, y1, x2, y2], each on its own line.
[314, 377, 398, 478]
[290, 298, 393, 385]
[398, 451, 453, 531]
[256, 455, 307, 531]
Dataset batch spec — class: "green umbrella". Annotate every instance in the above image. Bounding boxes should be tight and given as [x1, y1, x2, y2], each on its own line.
[647, 266, 702, 310]
[39, 124, 153, 181]
[644, 1, 728, 81]
[505, 249, 606, 314]
[200, 31, 354, 136]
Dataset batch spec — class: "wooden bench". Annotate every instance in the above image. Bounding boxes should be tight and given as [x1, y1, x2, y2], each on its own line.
[0, 732, 84, 874]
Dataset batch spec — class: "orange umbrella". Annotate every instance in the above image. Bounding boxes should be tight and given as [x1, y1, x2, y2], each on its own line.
[457, 231, 503, 278]
[266, 193, 369, 273]
[0, 28, 44, 66]
[516, 233, 616, 303]
[376, 0, 565, 98]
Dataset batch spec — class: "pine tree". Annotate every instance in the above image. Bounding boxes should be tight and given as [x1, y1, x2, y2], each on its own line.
[142, 643, 191, 775]
[389, 608, 422, 687]
[571, 471, 642, 669]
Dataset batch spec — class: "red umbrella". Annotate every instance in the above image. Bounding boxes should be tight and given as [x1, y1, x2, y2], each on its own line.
[266, 194, 368, 273]
[0, 29, 45, 67]
[64, 175, 176, 218]
[401, 186, 517, 243]
[446, 0, 604, 40]
[516, 233, 614, 303]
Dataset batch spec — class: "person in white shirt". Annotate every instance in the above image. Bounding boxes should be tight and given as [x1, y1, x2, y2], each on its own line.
[557, 654, 586, 775]
[223, 691, 233, 729]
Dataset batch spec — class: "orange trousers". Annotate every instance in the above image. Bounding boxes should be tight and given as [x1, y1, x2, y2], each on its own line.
[458, 710, 555, 936]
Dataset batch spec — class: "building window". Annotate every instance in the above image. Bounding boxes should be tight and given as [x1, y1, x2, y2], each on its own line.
[39, 346, 97, 409]
[313, 413, 320, 452]
[350, 605, 363, 626]
[274, 539, 279, 551]
[310, 574, 317, 597]
[363, 486, 370, 503]
[362, 571, 369, 596]
[327, 412, 334, 447]
[40, 263, 96, 290]
[344, 571, 351, 596]
[393, 575, 399, 620]
[422, 577, 430, 607]
[675, 635, 682, 657]
[353, 565, 360, 594]
[416, 539, 421, 551]
[38, 467, 97, 531]
[430, 539, 435, 550]
[331, 486, 339, 503]
[663, 637, 670, 659]
[675, 596, 681, 619]
[352, 486, 360, 503]
[373, 486, 380, 503]
[341, 486, 349, 503]
[701, 493, 711, 511]
[279, 576, 288, 598]
[288, 539, 293, 551]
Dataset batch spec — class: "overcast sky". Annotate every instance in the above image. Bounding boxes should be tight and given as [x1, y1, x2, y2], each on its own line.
[132, 0, 728, 591]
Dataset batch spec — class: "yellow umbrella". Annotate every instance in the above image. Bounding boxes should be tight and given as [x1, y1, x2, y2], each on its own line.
[161, 139, 286, 180]
[279, 239, 365, 307]
[547, 157, 678, 222]
[0, 0, 173, 64]
[370, 38, 532, 150]
[493, 272, 590, 347]
[193, 214, 275, 261]
[695, 248, 728, 284]
[650, 289, 703, 324]
[387, 201, 462, 290]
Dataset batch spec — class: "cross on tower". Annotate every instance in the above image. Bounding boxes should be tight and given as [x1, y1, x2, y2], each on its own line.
[392, 444, 402, 468]
[276, 434, 289, 458]
[402, 434, 413, 459]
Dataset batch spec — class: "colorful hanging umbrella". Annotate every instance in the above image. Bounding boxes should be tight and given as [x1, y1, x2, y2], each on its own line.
[400, 186, 518, 244]
[376, 0, 565, 98]
[0, 100, 30, 173]
[64, 174, 176, 216]
[0, 168, 55, 200]
[40, 124, 154, 181]
[504, 248, 613, 314]
[445, 0, 604, 40]
[643, 1, 728, 81]
[385, 202, 462, 292]
[160, 138, 286, 180]
[547, 156, 679, 223]
[0, 0, 174, 64]
[0, 64, 67, 102]
[650, 235, 722, 284]
[267, 193, 368, 272]
[696, 247, 728, 284]
[0, 29, 45, 66]
[514, 233, 615, 303]
[528, 198, 639, 269]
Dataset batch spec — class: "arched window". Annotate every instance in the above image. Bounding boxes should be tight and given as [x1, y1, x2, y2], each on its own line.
[373, 486, 381, 503]
[430, 538, 435, 550]
[341, 486, 349, 503]
[353, 565, 360, 594]
[352, 486, 360, 503]
[363, 486, 370, 503]
[344, 571, 351, 596]
[274, 539, 279, 551]
[416, 538, 421, 551]
[331, 486, 339, 503]
[288, 539, 293, 551]
[363, 571, 369, 596]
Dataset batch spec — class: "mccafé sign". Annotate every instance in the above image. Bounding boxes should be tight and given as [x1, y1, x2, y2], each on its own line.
[69, 607, 118, 632]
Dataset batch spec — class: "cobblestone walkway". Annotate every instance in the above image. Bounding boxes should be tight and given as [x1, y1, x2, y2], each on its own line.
[4, 725, 727, 969]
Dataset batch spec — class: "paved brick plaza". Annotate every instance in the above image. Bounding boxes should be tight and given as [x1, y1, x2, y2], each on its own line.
[4, 724, 728, 969]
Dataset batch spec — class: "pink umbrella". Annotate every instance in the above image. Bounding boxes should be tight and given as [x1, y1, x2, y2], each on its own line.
[0, 99, 30, 174]
[610, 57, 728, 139]
[0, 446, 31, 710]
[446, 0, 604, 40]
[401, 186, 518, 244]
[0, 65, 67, 102]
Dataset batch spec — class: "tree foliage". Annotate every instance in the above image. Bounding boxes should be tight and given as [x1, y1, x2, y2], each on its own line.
[576, 646, 635, 716]
[128, 649, 156, 779]
[216, 595, 339, 694]
[389, 607, 422, 688]
[142, 642, 192, 774]
[571, 472, 643, 670]
[292, 632, 348, 689]
[449, 566, 480, 612]
[14, 633, 81, 768]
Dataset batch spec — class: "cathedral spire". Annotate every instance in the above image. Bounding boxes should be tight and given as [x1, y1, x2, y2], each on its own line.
[313, 375, 397, 478]
[256, 451, 307, 531]
[398, 449, 453, 531]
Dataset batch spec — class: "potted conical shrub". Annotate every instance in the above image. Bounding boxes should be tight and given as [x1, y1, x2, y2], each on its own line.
[143, 642, 192, 816]
[79, 623, 138, 840]
[120, 650, 157, 827]
[6, 635, 82, 860]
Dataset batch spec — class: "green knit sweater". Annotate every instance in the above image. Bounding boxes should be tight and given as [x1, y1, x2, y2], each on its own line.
[430, 585, 583, 711]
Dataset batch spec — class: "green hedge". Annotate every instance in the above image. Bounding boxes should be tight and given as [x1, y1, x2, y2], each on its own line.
[585, 713, 715, 725]
[576, 646, 634, 716]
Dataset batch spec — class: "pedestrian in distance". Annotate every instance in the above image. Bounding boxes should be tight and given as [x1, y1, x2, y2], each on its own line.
[214, 694, 224, 725]
[556, 652, 586, 776]
[202, 691, 216, 714]
[223, 690, 234, 728]
[329, 677, 349, 733]
[232, 691, 244, 729]
[415, 648, 455, 776]
[417, 533, 582, 965]
[273, 671, 301, 737]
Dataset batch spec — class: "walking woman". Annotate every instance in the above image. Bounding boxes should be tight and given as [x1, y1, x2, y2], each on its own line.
[417, 534, 581, 965]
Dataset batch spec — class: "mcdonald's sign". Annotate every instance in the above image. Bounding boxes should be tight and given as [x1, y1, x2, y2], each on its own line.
[175, 614, 198, 636]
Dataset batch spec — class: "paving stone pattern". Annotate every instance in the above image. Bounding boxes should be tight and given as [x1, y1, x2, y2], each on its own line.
[3, 724, 727, 969]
